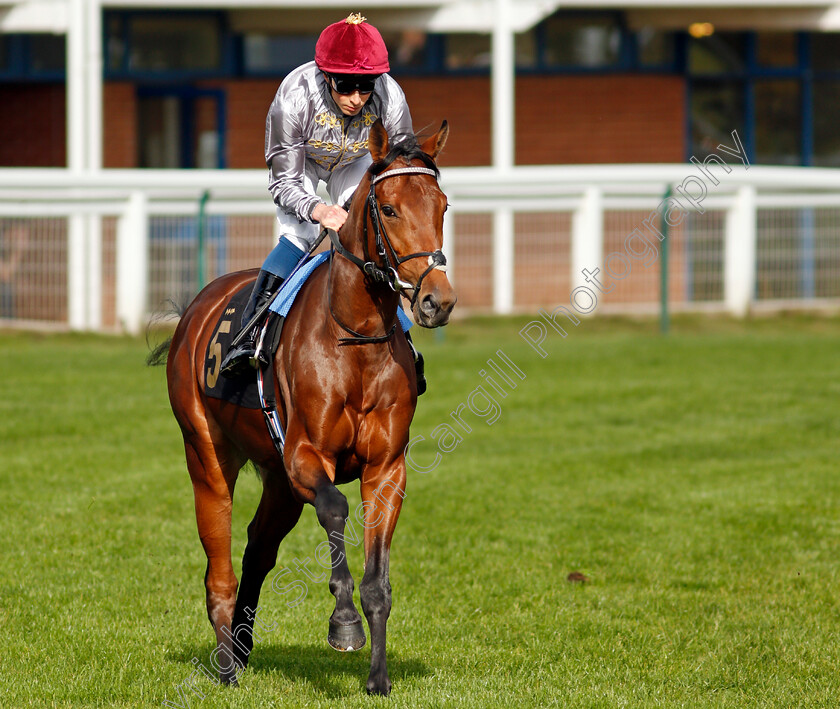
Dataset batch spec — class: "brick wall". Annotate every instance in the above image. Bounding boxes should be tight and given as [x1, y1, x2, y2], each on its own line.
[0, 84, 66, 167]
[400, 76, 492, 167]
[516, 75, 686, 164]
[103, 82, 137, 168]
[224, 80, 278, 169]
[402, 74, 686, 166]
[2, 74, 686, 168]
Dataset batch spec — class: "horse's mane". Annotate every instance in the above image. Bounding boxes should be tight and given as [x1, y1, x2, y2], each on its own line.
[369, 132, 440, 178]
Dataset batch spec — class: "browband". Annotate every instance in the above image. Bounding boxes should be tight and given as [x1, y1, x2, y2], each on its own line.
[371, 167, 438, 185]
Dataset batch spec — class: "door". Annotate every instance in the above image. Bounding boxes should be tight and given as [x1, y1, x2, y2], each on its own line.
[137, 87, 226, 168]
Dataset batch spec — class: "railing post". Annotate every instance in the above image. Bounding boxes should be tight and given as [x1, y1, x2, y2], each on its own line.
[660, 186, 672, 334]
[117, 191, 149, 334]
[571, 185, 604, 301]
[197, 190, 210, 290]
[442, 207, 455, 285]
[68, 213, 87, 330]
[724, 185, 757, 317]
[493, 207, 514, 314]
[87, 215, 102, 330]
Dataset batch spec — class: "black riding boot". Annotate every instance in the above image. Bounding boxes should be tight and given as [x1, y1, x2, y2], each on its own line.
[404, 331, 427, 396]
[220, 270, 284, 376]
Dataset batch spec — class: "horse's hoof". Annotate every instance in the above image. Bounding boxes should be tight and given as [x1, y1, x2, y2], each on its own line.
[366, 677, 392, 696]
[328, 619, 366, 652]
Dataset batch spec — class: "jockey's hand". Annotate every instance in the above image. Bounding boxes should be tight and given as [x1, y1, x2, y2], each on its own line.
[312, 203, 348, 231]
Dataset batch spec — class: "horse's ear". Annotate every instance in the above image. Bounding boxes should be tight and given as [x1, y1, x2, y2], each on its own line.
[369, 118, 389, 163]
[421, 120, 449, 160]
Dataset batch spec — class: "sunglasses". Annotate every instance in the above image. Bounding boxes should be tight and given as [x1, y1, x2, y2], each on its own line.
[327, 73, 378, 95]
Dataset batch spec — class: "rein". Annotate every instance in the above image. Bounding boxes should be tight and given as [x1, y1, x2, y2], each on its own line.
[329, 165, 447, 344]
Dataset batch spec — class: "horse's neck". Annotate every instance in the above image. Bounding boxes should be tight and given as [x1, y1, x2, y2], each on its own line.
[328, 238, 400, 338]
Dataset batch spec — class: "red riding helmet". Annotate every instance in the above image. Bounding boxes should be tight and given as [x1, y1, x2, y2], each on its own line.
[315, 13, 390, 74]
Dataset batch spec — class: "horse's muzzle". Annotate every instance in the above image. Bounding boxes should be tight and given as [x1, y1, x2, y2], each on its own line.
[414, 286, 457, 328]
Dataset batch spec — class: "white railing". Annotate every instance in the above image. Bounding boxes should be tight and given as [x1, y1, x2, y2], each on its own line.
[1, 163, 839, 333]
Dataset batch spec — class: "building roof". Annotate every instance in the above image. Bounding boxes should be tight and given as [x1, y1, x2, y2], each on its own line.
[6, 0, 840, 34]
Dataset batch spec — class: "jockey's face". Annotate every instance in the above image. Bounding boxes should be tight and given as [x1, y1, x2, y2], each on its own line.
[324, 73, 373, 116]
[331, 88, 371, 116]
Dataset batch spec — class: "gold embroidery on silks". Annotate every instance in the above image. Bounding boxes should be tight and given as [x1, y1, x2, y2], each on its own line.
[351, 112, 379, 129]
[314, 112, 341, 129]
[307, 139, 367, 153]
[308, 139, 341, 152]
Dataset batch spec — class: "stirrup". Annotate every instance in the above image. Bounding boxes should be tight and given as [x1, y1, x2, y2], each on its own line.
[220, 331, 258, 377]
[248, 311, 280, 370]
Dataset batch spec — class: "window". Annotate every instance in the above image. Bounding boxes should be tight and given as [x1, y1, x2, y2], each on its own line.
[382, 30, 429, 70]
[106, 15, 127, 71]
[690, 81, 744, 159]
[688, 33, 747, 74]
[756, 32, 798, 68]
[128, 15, 221, 72]
[0, 36, 9, 72]
[755, 80, 801, 165]
[137, 90, 224, 169]
[543, 13, 622, 68]
[813, 81, 840, 167]
[636, 28, 675, 67]
[514, 31, 538, 68]
[0, 34, 64, 78]
[445, 34, 491, 70]
[811, 33, 840, 72]
[29, 34, 65, 73]
[243, 34, 317, 73]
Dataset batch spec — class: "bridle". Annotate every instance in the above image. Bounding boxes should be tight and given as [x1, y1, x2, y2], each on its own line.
[328, 165, 447, 344]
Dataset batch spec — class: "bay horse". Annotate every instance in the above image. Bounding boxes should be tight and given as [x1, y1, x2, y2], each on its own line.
[160, 120, 455, 696]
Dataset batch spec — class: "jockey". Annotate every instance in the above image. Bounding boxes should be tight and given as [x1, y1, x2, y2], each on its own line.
[221, 13, 427, 394]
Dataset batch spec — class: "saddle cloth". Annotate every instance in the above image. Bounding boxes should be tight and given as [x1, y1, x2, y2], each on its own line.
[203, 253, 331, 408]
[204, 252, 412, 408]
[203, 284, 262, 408]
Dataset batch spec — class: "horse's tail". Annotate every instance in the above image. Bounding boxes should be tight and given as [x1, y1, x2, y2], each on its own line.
[146, 338, 172, 367]
[145, 299, 185, 367]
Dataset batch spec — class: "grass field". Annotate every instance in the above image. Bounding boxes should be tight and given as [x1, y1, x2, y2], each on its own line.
[1, 313, 839, 708]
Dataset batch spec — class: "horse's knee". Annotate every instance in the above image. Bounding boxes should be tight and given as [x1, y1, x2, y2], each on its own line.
[314, 486, 349, 529]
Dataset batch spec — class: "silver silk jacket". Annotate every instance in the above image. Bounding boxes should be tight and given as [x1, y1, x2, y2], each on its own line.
[265, 60, 414, 223]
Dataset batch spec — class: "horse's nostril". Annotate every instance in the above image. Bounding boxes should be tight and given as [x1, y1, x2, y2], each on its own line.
[421, 293, 439, 314]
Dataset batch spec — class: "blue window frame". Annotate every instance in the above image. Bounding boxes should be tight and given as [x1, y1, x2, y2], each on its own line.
[136, 86, 226, 169]
[684, 31, 840, 167]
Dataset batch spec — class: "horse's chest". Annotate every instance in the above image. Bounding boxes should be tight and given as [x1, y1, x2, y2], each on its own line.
[330, 407, 398, 479]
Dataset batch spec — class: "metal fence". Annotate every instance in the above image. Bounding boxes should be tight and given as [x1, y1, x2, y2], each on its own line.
[1, 164, 839, 334]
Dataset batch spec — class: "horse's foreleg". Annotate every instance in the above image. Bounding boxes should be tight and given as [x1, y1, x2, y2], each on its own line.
[312, 484, 367, 652]
[185, 441, 240, 685]
[231, 469, 303, 669]
[359, 466, 406, 696]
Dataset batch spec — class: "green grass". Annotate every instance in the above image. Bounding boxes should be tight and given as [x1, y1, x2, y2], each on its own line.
[1, 313, 839, 708]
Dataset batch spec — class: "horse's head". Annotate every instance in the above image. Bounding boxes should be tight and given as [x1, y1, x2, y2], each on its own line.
[362, 119, 457, 328]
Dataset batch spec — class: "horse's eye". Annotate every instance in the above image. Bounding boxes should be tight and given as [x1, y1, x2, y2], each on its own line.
[381, 205, 397, 218]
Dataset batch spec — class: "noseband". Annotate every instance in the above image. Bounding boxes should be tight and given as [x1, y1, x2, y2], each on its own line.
[328, 165, 447, 344]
